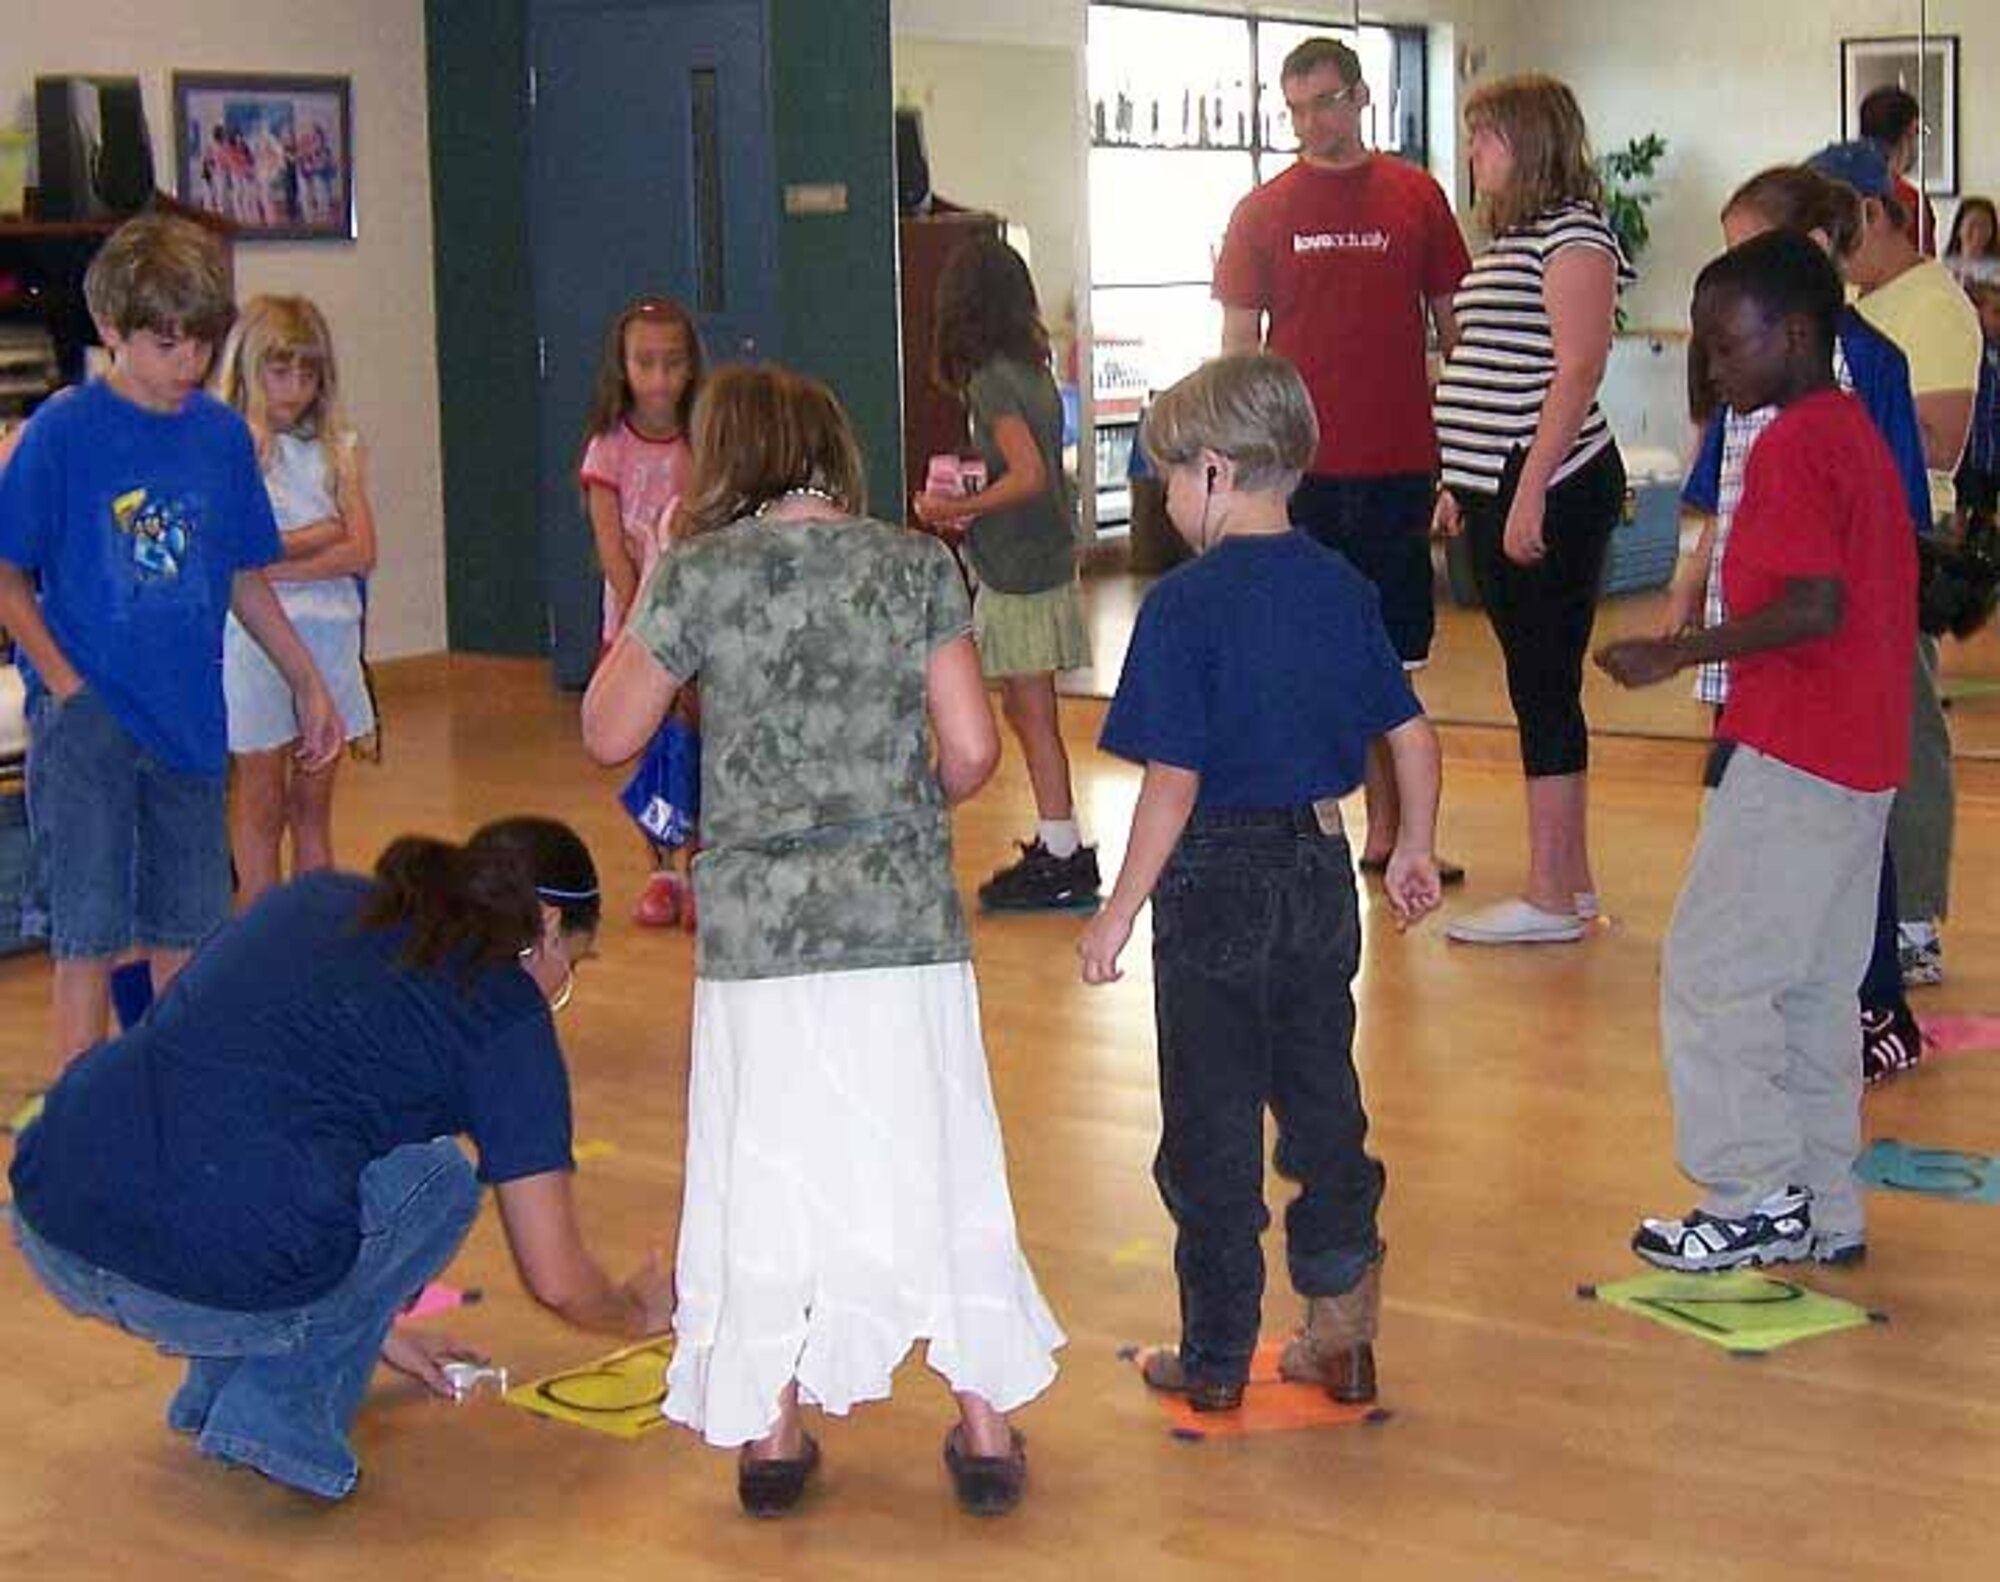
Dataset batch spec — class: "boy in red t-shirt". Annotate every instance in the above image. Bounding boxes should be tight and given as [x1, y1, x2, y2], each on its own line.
[1596, 230, 1916, 1271]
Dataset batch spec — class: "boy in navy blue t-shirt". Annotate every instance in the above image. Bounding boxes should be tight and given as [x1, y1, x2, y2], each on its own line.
[0, 214, 341, 1075]
[1079, 353, 1443, 1411]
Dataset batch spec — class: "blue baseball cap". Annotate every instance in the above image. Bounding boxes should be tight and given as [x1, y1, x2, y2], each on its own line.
[1806, 139, 1894, 198]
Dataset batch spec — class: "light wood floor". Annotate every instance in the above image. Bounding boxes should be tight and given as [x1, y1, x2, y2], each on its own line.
[4, 657, 2000, 1580]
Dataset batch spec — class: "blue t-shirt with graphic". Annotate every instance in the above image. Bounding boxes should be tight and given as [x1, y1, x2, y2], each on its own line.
[10, 872, 576, 1311]
[0, 380, 282, 772]
[1101, 530, 1421, 808]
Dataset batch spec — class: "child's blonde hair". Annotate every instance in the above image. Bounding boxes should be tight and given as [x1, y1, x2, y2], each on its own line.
[83, 212, 235, 343]
[1141, 353, 1318, 496]
[213, 295, 351, 462]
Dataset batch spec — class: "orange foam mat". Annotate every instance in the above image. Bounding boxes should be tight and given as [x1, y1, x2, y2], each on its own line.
[1126, 1340, 1389, 1439]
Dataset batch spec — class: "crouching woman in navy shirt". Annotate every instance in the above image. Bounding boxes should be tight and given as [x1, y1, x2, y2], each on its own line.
[8, 817, 676, 1499]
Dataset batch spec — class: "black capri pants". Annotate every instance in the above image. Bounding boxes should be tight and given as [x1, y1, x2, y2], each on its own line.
[1460, 442, 1626, 778]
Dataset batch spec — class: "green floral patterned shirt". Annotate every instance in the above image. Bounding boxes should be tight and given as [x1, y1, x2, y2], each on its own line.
[629, 515, 975, 980]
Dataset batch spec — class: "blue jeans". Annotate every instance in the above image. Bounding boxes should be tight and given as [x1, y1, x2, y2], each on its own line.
[11, 1140, 478, 1499]
[1150, 806, 1385, 1389]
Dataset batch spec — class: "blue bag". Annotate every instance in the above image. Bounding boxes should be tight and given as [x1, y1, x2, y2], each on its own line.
[619, 717, 701, 850]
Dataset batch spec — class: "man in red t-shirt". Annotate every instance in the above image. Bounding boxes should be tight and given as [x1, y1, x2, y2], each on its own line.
[1596, 231, 1915, 1274]
[1860, 85, 1939, 257]
[1212, 36, 1470, 879]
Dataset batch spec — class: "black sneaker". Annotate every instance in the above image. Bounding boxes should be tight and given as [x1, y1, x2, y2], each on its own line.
[978, 840, 1101, 913]
[1631, 1188, 1813, 1272]
[1861, 1004, 1924, 1086]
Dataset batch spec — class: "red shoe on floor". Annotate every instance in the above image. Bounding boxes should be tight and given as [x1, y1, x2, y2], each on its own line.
[633, 871, 685, 928]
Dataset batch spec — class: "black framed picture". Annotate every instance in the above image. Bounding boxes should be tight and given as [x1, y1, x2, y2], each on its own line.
[1840, 35, 1959, 197]
[171, 72, 355, 241]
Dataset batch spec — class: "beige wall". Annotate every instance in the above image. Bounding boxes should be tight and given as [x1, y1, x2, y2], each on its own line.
[4, 0, 445, 660]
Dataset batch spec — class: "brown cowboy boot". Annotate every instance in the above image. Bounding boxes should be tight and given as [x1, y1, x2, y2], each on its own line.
[1277, 1248, 1383, 1404]
[1139, 1347, 1244, 1413]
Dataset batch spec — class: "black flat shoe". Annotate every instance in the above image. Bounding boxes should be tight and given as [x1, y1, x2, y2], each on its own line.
[737, 1433, 819, 1518]
[943, 1424, 1027, 1516]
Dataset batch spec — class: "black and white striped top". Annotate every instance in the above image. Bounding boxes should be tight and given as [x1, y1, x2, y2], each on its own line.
[1432, 202, 1635, 496]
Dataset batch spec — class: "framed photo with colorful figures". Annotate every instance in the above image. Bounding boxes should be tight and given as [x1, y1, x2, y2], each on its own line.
[1840, 35, 1959, 198]
[171, 73, 355, 241]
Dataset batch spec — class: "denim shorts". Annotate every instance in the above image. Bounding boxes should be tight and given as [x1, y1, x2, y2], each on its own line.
[24, 687, 230, 959]
[223, 611, 376, 754]
[1289, 472, 1437, 666]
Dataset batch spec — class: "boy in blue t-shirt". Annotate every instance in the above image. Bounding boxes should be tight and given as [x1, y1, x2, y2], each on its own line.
[0, 213, 341, 1075]
[1078, 353, 1443, 1411]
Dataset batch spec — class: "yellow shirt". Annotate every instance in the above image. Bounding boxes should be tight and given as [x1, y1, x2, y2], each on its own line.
[1856, 258, 1983, 520]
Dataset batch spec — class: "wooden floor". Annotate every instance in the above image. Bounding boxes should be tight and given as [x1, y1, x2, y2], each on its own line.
[5, 657, 2000, 1580]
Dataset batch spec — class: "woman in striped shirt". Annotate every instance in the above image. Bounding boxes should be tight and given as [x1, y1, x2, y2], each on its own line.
[1432, 75, 1632, 946]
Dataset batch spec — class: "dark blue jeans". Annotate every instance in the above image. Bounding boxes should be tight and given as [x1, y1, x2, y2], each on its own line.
[12, 1139, 479, 1499]
[1151, 806, 1385, 1389]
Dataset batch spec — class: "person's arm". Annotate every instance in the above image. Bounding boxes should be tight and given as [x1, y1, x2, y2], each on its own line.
[1220, 305, 1265, 355]
[494, 1170, 675, 1338]
[914, 414, 1047, 528]
[1381, 715, 1443, 926]
[927, 633, 999, 804]
[1427, 296, 1462, 357]
[229, 570, 344, 767]
[1505, 245, 1618, 564]
[1596, 576, 1843, 688]
[269, 442, 379, 584]
[0, 562, 84, 698]
[1077, 761, 1200, 985]
[585, 483, 640, 626]
[581, 630, 681, 765]
[1661, 512, 1717, 637]
[1914, 389, 1976, 478]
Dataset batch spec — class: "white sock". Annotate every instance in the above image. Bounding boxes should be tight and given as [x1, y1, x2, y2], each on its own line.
[1037, 819, 1081, 859]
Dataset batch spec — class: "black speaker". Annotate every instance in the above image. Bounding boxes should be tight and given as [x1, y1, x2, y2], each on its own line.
[34, 76, 155, 220]
[894, 107, 931, 216]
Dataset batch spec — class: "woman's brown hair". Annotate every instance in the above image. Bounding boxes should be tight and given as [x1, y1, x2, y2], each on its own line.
[578, 296, 705, 454]
[930, 233, 1051, 392]
[1465, 74, 1602, 236]
[360, 817, 600, 973]
[678, 365, 866, 535]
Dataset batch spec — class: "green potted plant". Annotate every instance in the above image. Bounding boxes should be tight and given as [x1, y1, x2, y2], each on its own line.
[1601, 133, 1668, 327]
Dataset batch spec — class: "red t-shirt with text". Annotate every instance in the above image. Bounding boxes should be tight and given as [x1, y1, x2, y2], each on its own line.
[1718, 389, 1916, 791]
[1212, 155, 1470, 478]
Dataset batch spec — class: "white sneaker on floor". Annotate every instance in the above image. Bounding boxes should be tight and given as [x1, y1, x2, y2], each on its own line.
[1445, 897, 1585, 945]
[1575, 891, 1602, 923]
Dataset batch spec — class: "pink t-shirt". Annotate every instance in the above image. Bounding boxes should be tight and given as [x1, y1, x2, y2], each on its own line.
[579, 421, 692, 640]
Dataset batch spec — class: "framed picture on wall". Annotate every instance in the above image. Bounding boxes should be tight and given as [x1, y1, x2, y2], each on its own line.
[1840, 35, 1959, 197]
[171, 73, 354, 241]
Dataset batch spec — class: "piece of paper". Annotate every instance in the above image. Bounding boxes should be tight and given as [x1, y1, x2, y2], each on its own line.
[1854, 1139, 2000, 1204]
[400, 1282, 479, 1321]
[502, 1336, 677, 1439]
[1917, 1014, 2000, 1055]
[1130, 1340, 1380, 1439]
[1590, 1271, 1873, 1353]
[572, 1139, 618, 1164]
[5, 1093, 43, 1135]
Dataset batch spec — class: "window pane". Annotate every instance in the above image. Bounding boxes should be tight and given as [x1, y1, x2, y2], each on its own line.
[1089, 147, 1254, 287]
[1090, 282, 1221, 408]
[1087, 5, 1255, 149]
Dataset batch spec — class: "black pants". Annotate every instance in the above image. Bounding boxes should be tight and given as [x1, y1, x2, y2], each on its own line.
[1462, 443, 1626, 777]
[1151, 807, 1384, 1388]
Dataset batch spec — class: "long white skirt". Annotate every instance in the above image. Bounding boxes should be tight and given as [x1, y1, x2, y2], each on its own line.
[663, 960, 1065, 1447]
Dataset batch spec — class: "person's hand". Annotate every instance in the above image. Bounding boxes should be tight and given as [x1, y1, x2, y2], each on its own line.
[1430, 489, 1463, 540]
[1383, 848, 1442, 927]
[1078, 906, 1135, 985]
[1502, 486, 1547, 565]
[622, 1251, 676, 1334]
[380, 1327, 489, 1399]
[912, 490, 961, 528]
[1595, 636, 1682, 689]
[292, 682, 346, 770]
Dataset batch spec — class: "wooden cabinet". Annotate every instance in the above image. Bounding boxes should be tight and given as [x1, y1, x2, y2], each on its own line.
[896, 208, 1003, 515]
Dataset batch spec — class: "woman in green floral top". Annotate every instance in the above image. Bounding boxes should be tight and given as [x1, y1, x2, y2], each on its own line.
[583, 367, 1062, 1519]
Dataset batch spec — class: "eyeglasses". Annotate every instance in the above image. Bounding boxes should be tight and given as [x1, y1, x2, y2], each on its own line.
[1287, 84, 1360, 118]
